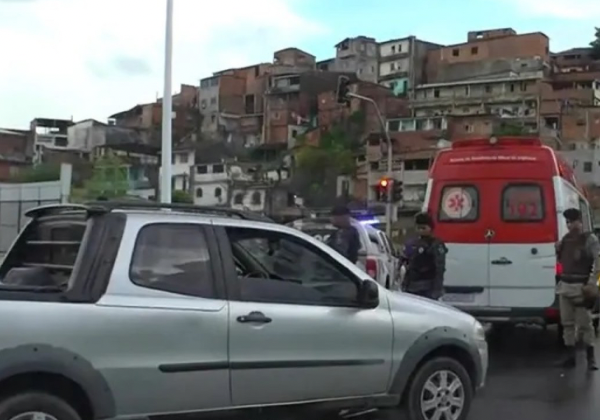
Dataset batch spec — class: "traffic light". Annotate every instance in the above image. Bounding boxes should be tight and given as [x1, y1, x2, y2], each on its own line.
[376, 177, 391, 202]
[336, 75, 351, 105]
[392, 179, 404, 202]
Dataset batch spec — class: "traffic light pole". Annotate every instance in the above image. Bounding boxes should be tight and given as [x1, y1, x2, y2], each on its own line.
[347, 92, 394, 238]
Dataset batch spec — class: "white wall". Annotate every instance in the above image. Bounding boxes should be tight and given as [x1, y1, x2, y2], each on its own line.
[379, 39, 410, 58]
[378, 57, 410, 78]
[193, 182, 229, 206]
[231, 188, 266, 212]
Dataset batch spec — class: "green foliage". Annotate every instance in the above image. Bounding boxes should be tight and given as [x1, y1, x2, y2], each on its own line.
[172, 189, 193, 203]
[11, 163, 60, 183]
[81, 154, 129, 200]
[591, 27, 600, 60]
[296, 125, 358, 176]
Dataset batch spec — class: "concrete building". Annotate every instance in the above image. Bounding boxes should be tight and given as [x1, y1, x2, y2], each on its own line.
[412, 74, 544, 135]
[317, 36, 378, 83]
[377, 36, 441, 97]
[30, 118, 73, 163]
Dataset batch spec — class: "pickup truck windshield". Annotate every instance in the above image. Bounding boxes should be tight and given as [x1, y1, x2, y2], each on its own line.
[0, 213, 88, 291]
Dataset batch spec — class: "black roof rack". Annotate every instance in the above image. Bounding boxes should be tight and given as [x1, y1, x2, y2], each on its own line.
[90, 201, 275, 222]
[25, 202, 275, 223]
[24, 204, 106, 219]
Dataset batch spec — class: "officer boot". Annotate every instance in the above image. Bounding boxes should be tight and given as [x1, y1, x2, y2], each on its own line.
[554, 346, 577, 369]
[586, 346, 598, 371]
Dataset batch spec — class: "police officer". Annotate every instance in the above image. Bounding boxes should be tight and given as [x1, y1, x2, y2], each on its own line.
[555, 208, 599, 371]
[327, 204, 361, 264]
[403, 212, 447, 300]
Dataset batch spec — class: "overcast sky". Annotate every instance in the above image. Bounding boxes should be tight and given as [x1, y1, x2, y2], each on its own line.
[1, 0, 598, 129]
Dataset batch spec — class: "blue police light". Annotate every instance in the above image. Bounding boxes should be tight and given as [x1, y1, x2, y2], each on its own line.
[359, 219, 380, 225]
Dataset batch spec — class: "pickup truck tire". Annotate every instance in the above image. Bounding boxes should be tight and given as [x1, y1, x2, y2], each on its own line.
[0, 392, 81, 420]
[404, 357, 473, 420]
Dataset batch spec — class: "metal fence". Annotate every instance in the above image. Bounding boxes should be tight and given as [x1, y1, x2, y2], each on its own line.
[0, 181, 64, 254]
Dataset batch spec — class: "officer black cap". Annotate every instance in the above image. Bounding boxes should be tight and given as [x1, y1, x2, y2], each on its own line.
[563, 208, 582, 222]
[415, 212, 434, 227]
[331, 204, 350, 216]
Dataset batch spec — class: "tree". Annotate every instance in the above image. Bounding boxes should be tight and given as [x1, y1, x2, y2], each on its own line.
[591, 27, 600, 60]
[81, 154, 129, 200]
[294, 124, 362, 206]
[172, 190, 193, 203]
[11, 163, 60, 183]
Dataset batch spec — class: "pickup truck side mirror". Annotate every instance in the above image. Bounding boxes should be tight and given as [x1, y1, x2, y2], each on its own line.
[358, 279, 379, 308]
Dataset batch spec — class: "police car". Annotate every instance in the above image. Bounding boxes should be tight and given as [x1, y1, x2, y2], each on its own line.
[289, 214, 401, 290]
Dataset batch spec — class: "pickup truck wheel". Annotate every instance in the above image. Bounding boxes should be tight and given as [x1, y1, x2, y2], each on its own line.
[404, 357, 473, 420]
[0, 393, 81, 420]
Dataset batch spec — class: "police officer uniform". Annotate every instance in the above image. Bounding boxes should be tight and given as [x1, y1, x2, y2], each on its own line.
[556, 208, 599, 370]
[327, 205, 361, 264]
[403, 213, 447, 300]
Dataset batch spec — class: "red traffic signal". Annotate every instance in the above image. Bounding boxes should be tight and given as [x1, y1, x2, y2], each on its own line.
[379, 178, 389, 188]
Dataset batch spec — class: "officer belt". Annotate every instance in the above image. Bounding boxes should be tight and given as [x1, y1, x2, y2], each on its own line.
[559, 275, 589, 284]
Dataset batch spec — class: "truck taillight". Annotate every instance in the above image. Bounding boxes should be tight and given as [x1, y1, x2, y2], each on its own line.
[556, 262, 563, 276]
[366, 258, 377, 279]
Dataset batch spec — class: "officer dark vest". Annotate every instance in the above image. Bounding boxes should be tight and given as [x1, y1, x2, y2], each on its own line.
[559, 231, 593, 282]
[407, 238, 437, 281]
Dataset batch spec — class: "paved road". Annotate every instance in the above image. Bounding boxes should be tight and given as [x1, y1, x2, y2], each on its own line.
[467, 325, 600, 420]
[368, 325, 599, 420]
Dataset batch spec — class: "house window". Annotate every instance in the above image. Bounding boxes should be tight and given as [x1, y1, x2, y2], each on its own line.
[390, 62, 396, 71]
[391, 45, 396, 54]
[452, 49, 459, 57]
[471, 47, 478, 55]
[234, 193, 244, 205]
[179, 153, 188, 164]
[584, 162, 593, 172]
[520, 82, 527, 92]
[251, 191, 262, 205]
[213, 164, 224, 173]
[215, 187, 222, 198]
[434, 89, 440, 98]
[485, 85, 492, 93]
[509, 84, 515, 92]
[195, 187, 203, 198]
[210, 97, 217, 105]
[196, 165, 208, 174]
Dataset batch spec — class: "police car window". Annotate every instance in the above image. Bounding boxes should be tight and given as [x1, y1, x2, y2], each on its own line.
[502, 184, 544, 222]
[579, 198, 592, 231]
[368, 232, 385, 253]
[225, 227, 359, 306]
[439, 185, 479, 222]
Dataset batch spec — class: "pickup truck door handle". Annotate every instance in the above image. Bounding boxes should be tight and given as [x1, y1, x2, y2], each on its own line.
[491, 257, 512, 265]
[237, 311, 272, 324]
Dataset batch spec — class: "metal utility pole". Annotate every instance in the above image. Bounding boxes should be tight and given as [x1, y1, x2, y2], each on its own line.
[347, 92, 395, 238]
[160, 0, 174, 204]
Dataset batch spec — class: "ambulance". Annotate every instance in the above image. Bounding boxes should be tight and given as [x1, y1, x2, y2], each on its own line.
[423, 136, 598, 328]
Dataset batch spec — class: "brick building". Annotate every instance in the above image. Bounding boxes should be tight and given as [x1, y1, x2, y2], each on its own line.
[264, 71, 359, 144]
[426, 30, 549, 80]
[110, 84, 199, 145]
[0, 128, 30, 180]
